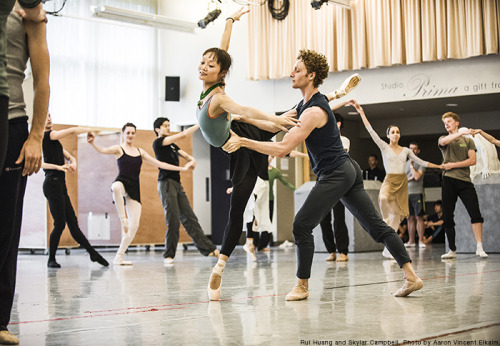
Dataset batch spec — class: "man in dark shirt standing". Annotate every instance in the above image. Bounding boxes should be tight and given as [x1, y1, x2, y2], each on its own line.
[153, 117, 219, 265]
[363, 154, 386, 181]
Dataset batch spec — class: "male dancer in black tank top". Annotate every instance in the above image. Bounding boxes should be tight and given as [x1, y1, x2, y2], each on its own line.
[223, 49, 423, 301]
[41, 114, 108, 268]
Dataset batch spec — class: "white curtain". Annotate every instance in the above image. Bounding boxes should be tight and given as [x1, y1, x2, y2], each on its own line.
[247, 0, 500, 80]
[45, 0, 157, 129]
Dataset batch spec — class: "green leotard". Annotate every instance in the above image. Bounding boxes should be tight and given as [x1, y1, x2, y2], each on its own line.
[196, 92, 231, 147]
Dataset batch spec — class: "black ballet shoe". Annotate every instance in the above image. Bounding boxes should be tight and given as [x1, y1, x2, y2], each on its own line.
[47, 260, 61, 268]
[90, 251, 109, 266]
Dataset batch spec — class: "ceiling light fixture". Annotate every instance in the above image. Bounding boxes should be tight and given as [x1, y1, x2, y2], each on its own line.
[311, 0, 352, 10]
[446, 103, 458, 107]
[198, 9, 222, 29]
[90, 6, 197, 33]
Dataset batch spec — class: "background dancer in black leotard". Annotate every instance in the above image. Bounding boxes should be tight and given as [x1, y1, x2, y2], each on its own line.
[87, 123, 193, 265]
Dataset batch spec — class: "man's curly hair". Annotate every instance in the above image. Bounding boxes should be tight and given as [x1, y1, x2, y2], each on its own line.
[297, 49, 329, 88]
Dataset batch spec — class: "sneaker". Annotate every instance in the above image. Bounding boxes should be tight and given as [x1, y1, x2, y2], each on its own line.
[325, 253, 336, 261]
[476, 250, 488, 258]
[164, 257, 174, 265]
[336, 253, 349, 262]
[404, 243, 416, 248]
[382, 247, 394, 259]
[441, 250, 456, 259]
[333, 73, 361, 99]
[0, 329, 19, 345]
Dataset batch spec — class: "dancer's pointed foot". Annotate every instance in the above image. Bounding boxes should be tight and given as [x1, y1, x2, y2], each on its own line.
[113, 255, 132, 265]
[243, 242, 257, 262]
[285, 284, 309, 301]
[47, 260, 61, 268]
[394, 278, 423, 297]
[208, 260, 225, 301]
[209, 249, 220, 258]
[90, 250, 109, 266]
[325, 253, 336, 261]
[331, 73, 361, 99]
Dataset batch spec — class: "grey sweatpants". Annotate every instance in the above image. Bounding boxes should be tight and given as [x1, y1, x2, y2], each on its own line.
[158, 179, 216, 258]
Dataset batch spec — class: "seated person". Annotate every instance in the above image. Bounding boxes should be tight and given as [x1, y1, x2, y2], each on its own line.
[397, 218, 409, 244]
[423, 201, 445, 244]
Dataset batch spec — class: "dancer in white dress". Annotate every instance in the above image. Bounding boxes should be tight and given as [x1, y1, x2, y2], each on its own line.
[349, 101, 443, 257]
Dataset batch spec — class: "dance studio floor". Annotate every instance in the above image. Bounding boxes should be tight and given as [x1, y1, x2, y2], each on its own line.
[10, 244, 500, 345]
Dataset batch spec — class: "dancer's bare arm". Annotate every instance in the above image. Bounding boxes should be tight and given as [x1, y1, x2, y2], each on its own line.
[331, 100, 352, 112]
[223, 107, 324, 157]
[159, 125, 200, 146]
[62, 149, 77, 173]
[220, 7, 249, 51]
[141, 150, 192, 172]
[178, 149, 196, 170]
[473, 129, 500, 147]
[15, 17, 50, 176]
[50, 126, 92, 140]
[214, 93, 297, 132]
[86, 132, 121, 156]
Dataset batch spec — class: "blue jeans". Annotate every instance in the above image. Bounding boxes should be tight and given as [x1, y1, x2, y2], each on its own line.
[293, 158, 411, 279]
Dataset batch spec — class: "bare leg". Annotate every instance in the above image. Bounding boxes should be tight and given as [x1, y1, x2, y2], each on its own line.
[416, 216, 425, 246]
[472, 223, 488, 257]
[407, 215, 416, 244]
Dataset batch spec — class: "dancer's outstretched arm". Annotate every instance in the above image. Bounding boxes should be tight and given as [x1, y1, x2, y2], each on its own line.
[49, 126, 91, 140]
[220, 7, 249, 51]
[86, 131, 121, 156]
[158, 125, 200, 147]
[472, 129, 500, 147]
[223, 107, 324, 157]
[214, 94, 297, 132]
[141, 149, 193, 172]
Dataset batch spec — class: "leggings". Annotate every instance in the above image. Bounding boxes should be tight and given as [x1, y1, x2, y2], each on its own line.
[293, 158, 410, 279]
[111, 181, 142, 256]
[220, 165, 258, 256]
[43, 176, 94, 260]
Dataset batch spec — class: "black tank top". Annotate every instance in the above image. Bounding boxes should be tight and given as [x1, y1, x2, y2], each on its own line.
[42, 131, 65, 178]
[117, 146, 142, 181]
[296, 92, 349, 176]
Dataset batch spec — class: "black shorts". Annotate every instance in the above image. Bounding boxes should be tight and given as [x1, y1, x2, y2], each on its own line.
[408, 193, 425, 216]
